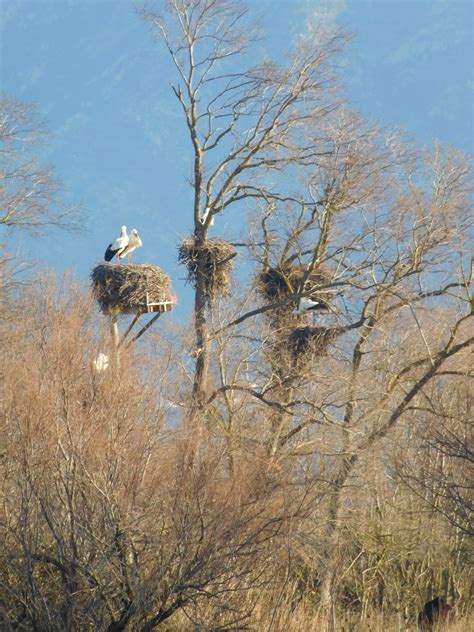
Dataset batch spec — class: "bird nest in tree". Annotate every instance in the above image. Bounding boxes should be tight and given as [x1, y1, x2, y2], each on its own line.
[270, 326, 340, 373]
[268, 326, 339, 375]
[287, 325, 339, 358]
[178, 237, 236, 299]
[91, 263, 172, 315]
[258, 265, 333, 302]
[258, 264, 334, 330]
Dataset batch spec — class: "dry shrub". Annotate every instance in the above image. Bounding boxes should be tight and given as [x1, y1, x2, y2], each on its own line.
[0, 280, 302, 632]
[178, 236, 236, 299]
[90, 262, 171, 314]
[2, 280, 472, 631]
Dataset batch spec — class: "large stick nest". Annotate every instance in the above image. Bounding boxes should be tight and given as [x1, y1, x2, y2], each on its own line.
[271, 325, 340, 373]
[91, 263, 172, 315]
[178, 237, 236, 300]
[258, 264, 332, 302]
[287, 325, 339, 358]
[258, 264, 334, 328]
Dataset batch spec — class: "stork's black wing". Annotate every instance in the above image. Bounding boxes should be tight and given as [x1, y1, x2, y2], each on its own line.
[104, 244, 119, 261]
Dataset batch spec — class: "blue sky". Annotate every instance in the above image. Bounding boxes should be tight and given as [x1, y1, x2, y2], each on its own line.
[1, 0, 473, 317]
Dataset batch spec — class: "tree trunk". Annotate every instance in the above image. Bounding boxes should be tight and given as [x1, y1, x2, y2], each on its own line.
[191, 232, 209, 412]
[319, 497, 344, 632]
[320, 454, 357, 630]
[110, 315, 119, 348]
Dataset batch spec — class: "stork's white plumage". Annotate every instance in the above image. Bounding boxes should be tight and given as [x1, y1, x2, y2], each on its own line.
[200, 208, 215, 227]
[292, 297, 328, 316]
[119, 228, 142, 262]
[93, 353, 109, 372]
[104, 226, 128, 262]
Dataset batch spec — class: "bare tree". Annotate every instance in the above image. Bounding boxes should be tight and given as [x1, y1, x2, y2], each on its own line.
[0, 95, 79, 233]
[199, 114, 473, 626]
[396, 378, 473, 536]
[140, 0, 346, 408]
[139, 25, 472, 614]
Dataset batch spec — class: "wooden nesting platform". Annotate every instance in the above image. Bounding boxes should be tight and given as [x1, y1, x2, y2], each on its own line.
[144, 295, 175, 314]
[91, 263, 173, 316]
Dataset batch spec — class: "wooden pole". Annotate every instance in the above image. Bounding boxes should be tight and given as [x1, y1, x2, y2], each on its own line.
[126, 312, 162, 347]
[110, 314, 120, 348]
[119, 313, 141, 348]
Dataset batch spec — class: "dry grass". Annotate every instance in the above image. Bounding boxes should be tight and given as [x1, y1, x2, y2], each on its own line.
[278, 613, 473, 632]
[160, 594, 473, 631]
[178, 236, 236, 299]
[90, 263, 171, 315]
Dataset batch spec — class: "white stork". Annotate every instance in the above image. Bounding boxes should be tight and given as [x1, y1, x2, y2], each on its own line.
[93, 353, 109, 372]
[200, 208, 215, 227]
[104, 226, 128, 262]
[292, 297, 329, 316]
[119, 228, 142, 262]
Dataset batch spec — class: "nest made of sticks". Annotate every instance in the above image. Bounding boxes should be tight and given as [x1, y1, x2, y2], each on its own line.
[258, 264, 333, 302]
[91, 263, 172, 315]
[287, 325, 339, 358]
[258, 264, 334, 331]
[178, 237, 236, 299]
[268, 325, 340, 376]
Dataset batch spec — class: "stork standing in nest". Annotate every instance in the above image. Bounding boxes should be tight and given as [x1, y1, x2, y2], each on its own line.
[104, 226, 128, 262]
[119, 228, 142, 263]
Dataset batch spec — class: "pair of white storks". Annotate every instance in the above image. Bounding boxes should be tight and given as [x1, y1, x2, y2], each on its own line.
[104, 226, 142, 262]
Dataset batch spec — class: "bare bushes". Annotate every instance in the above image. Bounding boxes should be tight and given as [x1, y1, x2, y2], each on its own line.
[2, 278, 473, 629]
[0, 281, 302, 632]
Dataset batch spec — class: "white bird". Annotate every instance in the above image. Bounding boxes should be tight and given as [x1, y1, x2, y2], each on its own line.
[119, 228, 142, 262]
[93, 353, 109, 372]
[104, 226, 128, 262]
[292, 297, 329, 316]
[200, 208, 215, 227]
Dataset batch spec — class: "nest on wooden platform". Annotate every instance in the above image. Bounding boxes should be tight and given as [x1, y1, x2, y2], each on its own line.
[258, 264, 333, 302]
[178, 237, 236, 300]
[91, 263, 172, 315]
